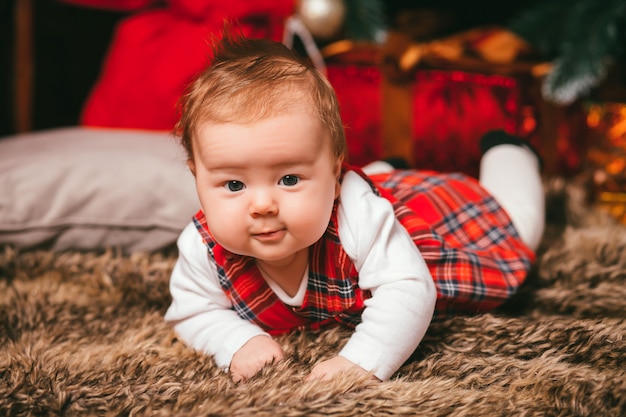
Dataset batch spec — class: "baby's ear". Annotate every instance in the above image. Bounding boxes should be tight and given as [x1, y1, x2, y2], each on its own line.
[187, 159, 197, 177]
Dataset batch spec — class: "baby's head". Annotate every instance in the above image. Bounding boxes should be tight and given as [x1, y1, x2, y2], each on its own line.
[177, 33, 346, 165]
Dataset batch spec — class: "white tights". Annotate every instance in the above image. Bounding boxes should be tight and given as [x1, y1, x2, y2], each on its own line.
[478, 144, 545, 251]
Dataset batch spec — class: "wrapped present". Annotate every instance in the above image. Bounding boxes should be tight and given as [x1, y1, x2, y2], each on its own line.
[322, 30, 540, 176]
[321, 27, 588, 176]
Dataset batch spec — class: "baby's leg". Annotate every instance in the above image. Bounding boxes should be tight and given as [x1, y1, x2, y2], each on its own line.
[479, 131, 545, 251]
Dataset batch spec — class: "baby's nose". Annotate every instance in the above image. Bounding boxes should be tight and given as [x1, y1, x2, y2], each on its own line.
[249, 188, 278, 216]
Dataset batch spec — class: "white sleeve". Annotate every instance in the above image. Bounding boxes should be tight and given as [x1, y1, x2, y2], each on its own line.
[164, 222, 269, 370]
[337, 171, 437, 381]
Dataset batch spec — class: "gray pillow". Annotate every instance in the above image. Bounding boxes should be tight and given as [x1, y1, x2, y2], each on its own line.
[0, 127, 199, 253]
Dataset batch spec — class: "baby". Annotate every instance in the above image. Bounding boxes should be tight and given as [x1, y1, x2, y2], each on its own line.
[165, 33, 545, 383]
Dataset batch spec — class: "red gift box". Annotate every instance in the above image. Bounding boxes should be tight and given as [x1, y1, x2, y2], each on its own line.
[324, 49, 535, 177]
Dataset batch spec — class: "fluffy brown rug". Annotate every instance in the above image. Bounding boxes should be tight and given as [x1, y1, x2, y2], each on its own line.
[1, 178, 625, 416]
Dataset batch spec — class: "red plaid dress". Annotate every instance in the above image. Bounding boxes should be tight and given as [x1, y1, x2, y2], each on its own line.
[366, 168, 535, 316]
[193, 209, 369, 336]
[192, 167, 535, 334]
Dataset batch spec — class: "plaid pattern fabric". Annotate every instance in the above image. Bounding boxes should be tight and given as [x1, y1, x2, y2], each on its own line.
[365, 168, 535, 316]
[193, 211, 368, 336]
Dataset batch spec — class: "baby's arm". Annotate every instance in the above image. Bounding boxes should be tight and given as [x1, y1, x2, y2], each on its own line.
[336, 278, 435, 380]
[307, 276, 434, 382]
[316, 171, 437, 381]
[165, 223, 284, 380]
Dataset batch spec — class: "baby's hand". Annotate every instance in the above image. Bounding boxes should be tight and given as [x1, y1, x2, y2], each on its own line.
[306, 355, 374, 381]
[230, 335, 284, 382]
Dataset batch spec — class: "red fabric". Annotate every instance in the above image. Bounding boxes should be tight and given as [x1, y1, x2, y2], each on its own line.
[192, 208, 367, 336]
[80, 1, 294, 130]
[366, 168, 535, 316]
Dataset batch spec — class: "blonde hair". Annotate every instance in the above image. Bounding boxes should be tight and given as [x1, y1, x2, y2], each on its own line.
[176, 33, 346, 161]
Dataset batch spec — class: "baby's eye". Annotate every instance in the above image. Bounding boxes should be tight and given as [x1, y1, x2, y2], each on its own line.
[225, 180, 245, 192]
[279, 175, 299, 187]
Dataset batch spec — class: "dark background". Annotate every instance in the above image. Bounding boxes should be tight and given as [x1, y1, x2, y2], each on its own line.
[1, 0, 539, 137]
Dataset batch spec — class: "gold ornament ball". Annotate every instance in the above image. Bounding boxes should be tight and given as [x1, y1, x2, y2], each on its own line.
[297, 0, 347, 40]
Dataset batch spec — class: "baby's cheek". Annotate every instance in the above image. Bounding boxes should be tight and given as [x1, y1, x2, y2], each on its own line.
[210, 226, 246, 256]
[292, 200, 332, 240]
[205, 205, 245, 245]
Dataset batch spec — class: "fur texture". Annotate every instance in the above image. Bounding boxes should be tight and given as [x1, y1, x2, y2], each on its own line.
[1, 178, 625, 416]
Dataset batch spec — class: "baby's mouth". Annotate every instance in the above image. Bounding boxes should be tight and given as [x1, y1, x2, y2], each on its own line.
[252, 229, 286, 242]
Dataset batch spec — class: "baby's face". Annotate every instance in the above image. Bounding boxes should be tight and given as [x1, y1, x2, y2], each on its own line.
[190, 108, 341, 267]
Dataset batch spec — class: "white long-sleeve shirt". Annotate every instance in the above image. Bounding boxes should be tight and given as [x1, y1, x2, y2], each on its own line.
[165, 171, 437, 381]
